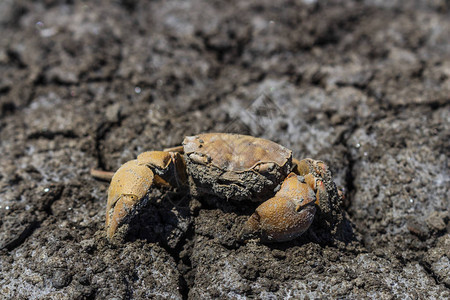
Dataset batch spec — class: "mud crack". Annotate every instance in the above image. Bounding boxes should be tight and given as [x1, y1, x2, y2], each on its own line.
[420, 260, 450, 290]
[1, 184, 64, 251]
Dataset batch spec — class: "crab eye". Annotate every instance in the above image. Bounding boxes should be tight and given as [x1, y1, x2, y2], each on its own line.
[255, 162, 276, 173]
[297, 175, 306, 183]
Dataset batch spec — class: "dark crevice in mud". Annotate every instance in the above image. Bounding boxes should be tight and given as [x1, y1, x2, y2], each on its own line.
[127, 192, 198, 299]
[173, 243, 192, 300]
[162, 217, 196, 300]
[420, 260, 450, 290]
[93, 121, 120, 171]
[364, 84, 450, 118]
[354, 97, 449, 126]
[345, 73, 450, 126]
[334, 75, 374, 91]
[154, 195, 228, 299]
[331, 82, 449, 213]
[335, 123, 358, 212]
[78, 62, 121, 84]
[2, 184, 64, 251]
[28, 129, 78, 140]
[2, 221, 40, 251]
[388, 99, 450, 115]
[177, 205, 200, 300]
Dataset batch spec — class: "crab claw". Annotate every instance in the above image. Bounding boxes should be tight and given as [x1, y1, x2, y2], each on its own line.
[106, 159, 155, 239]
[240, 173, 317, 242]
[105, 150, 187, 239]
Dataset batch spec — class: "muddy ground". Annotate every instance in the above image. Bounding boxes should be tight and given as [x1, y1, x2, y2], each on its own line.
[0, 0, 449, 299]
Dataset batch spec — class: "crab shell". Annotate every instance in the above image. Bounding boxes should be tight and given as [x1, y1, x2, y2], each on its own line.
[182, 133, 293, 201]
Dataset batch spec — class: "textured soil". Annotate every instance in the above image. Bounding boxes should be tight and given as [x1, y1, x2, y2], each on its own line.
[0, 0, 449, 299]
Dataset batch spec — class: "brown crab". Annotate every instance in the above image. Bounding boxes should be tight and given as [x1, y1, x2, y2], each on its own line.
[94, 133, 341, 243]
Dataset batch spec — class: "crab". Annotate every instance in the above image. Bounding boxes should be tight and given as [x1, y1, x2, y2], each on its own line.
[94, 133, 342, 243]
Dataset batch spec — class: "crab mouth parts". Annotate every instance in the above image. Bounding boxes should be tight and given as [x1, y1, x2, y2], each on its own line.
[296, 198, 316, 213]
[300, 204, 316, 215]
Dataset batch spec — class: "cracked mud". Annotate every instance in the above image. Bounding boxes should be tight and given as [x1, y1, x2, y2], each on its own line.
[0, 0, 449, 299]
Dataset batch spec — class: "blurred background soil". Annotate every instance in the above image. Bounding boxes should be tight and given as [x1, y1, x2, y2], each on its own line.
[0, 0, 449, 299]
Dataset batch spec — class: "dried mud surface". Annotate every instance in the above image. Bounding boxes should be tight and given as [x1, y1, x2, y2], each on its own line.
[0, 0, 449, 299]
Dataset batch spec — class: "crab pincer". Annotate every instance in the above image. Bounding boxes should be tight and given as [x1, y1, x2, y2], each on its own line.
[105, 151, 186, 239]
[240, 173, 317, 242]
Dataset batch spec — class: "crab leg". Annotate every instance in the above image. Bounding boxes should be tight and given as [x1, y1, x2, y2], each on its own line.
[105, 151, 187, 239]
[90, 168, 115, 181]
[163, 145, 184, 153]
[292, 158, 329, 206]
